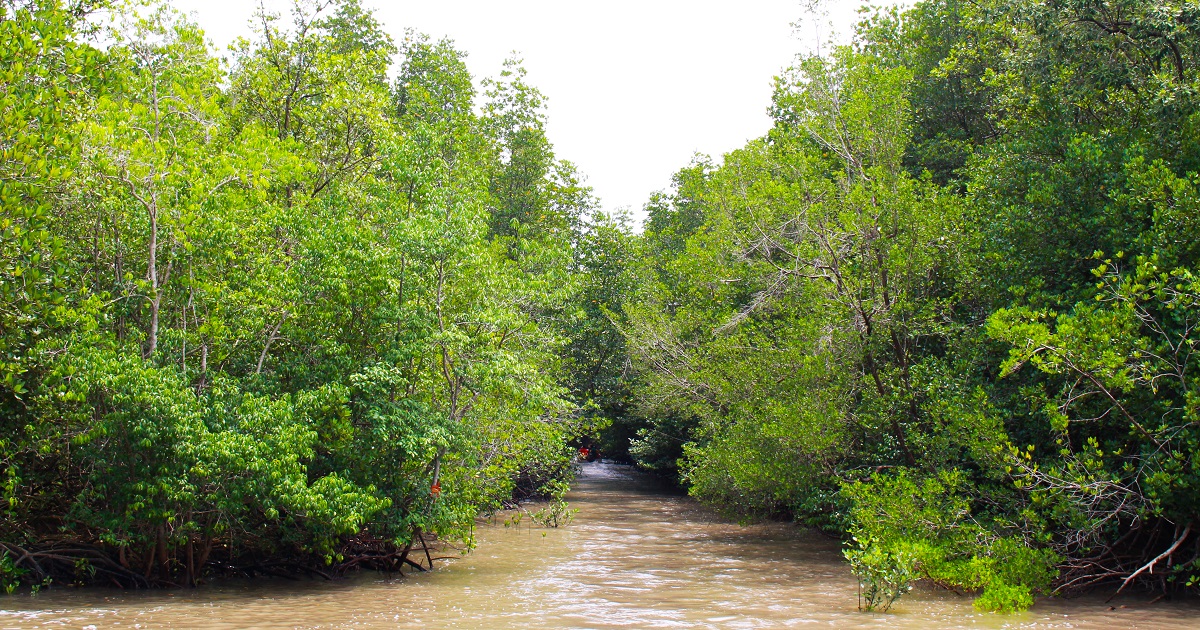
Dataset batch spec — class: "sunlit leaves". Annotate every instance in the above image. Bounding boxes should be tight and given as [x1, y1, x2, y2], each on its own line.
[1, 0, 590, 581]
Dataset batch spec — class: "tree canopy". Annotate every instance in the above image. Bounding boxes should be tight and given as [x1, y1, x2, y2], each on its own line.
[0, 0, 597, 590]
[2, 0, 1199, 612]
[613, 0, 1200, 612]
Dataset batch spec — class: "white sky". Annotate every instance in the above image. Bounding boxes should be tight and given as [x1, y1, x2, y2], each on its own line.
[173, 0, 896, 224]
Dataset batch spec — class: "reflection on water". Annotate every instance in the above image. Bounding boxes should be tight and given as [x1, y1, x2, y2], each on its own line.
[2, 463, 1198, 629]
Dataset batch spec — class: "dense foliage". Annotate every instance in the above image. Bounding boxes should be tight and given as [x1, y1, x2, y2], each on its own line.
[614, 0, 1200, 612]
[3, 0, 1198, 614]
[0, 0, 603, 589]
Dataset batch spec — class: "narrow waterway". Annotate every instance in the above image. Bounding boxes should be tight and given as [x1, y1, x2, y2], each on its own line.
[2, 463, 1198, 629]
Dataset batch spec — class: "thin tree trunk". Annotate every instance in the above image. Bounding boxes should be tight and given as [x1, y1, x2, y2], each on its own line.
[256, 314, 288, 374]
[145, 201, 159, 358]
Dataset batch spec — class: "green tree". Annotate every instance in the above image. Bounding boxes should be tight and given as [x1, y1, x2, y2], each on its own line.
[1, 0, 593, 589]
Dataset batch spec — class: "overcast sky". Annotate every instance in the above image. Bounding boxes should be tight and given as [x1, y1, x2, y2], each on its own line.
[172, 0, 895, 224]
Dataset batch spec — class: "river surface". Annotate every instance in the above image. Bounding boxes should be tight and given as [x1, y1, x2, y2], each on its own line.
[2, 462, 1198, 629]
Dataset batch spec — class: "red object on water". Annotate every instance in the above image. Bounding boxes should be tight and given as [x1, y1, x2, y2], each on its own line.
[579, 447, 589, 459]
[430, 482, 441, 495]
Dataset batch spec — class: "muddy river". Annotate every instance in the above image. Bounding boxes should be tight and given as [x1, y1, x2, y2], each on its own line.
[2, 463, 1197, 628]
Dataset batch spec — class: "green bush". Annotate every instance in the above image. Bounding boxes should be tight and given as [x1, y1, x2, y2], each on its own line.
[843, 470, 1058, 612]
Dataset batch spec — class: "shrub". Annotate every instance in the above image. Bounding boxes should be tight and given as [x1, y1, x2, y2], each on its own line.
[843, 469, 1058, 612]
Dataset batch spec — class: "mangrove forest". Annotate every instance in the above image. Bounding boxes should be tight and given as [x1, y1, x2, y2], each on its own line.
[2, 0, 1200, 616]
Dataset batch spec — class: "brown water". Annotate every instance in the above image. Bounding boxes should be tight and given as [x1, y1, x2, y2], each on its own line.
[2, 462, 1198, 629]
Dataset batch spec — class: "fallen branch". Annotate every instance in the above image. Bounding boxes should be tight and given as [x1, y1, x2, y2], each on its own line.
[1108, 521, 1192, 602]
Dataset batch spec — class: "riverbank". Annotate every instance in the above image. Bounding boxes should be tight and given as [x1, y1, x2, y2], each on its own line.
[3, 463, 1198, 629]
